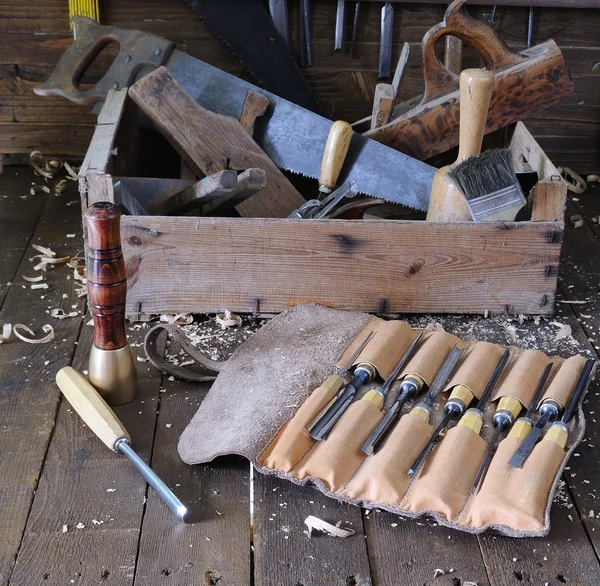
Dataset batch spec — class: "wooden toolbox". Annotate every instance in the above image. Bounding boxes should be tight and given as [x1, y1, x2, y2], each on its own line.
[79, 89, 567, 319]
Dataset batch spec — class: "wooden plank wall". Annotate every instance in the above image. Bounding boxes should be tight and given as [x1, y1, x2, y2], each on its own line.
[1, 0, 599, 172]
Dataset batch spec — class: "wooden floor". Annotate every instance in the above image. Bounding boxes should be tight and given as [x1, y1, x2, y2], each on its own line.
[1, 166, 600, 586]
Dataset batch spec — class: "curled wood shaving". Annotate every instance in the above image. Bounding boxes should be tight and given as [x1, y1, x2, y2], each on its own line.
[551, 322, 573, 341]
[32, 244, 56, 257]
[13, 324, 54, 344]
[571, 214, 584, 229]
[30, 185, 51, 195]
[0, 324, 12, 344]
[22, 275, 44, 283]
[53, 179, 68, 194]
[303, 516, 355, 538]
[75, 285, 87, 298]
[215, 310, 242, 329]
[50, 308, 79, 319]
[558, 166, 587, 194]
[586, 174, 599, 183]
[160, 313, 193, 325]
[73, 265, 87, 283]
[63, 162, 79, 181]
[33, 261, 48, 272]
[41, 256, 71, 265]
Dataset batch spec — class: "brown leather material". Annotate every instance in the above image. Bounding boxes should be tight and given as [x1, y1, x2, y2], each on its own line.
[401, 425, 487, 521]
[341, 319, 418, 379]
[460, 436, 564, 531]
[342, 412, 434, 504]
[491, 349, 551, 406]
[443, 341, 506, 399]
[542, 355, 589, 409]
[260, 379, 339, 472]
[399, 331, 463, 386]
[293, 400, 383, 492]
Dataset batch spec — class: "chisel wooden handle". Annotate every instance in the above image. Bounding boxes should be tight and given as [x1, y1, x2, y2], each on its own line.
[85, 202, 128, 351]
[56, 367, 130, 451]
[319, 120, 353, 194]
[456, 68, 494, 163]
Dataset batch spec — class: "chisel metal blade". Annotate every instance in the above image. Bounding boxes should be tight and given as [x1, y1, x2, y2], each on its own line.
[379, 2, 394, 79]
[508, 415, 548, 468]
[335, 0, 346, 51]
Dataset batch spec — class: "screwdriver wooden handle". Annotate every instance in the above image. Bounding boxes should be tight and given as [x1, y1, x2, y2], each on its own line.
[456, 68, 494, 163]
[85, 202, 128, 351]
[56, 367, 130, 451]
[319, 120, 353, 194]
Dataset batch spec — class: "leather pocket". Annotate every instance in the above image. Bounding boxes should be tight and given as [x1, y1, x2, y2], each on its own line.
[541, 355, 589, 410]
[460, 436, 565, 531]
[401, 424, 487, 521]
[293, 400, 383, 492]
[342, 412, 433, 505]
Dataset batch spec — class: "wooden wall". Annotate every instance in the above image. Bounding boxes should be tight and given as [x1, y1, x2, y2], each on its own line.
[1, 1, 599, 173]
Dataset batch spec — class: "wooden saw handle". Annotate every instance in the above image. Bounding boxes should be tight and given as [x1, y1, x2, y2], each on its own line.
[85, 202, 128, 351]
[420, 0, 522, 103]
[56, 367, 130, 451]
[319, 120, 353, 194]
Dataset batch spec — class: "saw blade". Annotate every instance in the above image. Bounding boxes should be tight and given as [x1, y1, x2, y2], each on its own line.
[166, 51, 434, 211]
[185, 0, 321, 115]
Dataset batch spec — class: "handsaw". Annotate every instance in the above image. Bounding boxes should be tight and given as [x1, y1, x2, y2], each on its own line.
[34, 18, 435, 211]
[184, 0, 321, 114]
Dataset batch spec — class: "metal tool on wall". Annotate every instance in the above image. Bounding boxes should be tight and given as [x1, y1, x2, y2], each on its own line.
[510, 359, 595, 468]
[300, 0, 313, 67]
[350, 1, 361, 57]
[362, 343, 463, 456]
[269, 0, 290, 47]
[56, 367, 188, 521]
[409, 348, 510, 477]
[85, 202, 137, 406]
[379, 2, 394, 79]
[335, 0, 346, 51]
[35, 18, 435, 212]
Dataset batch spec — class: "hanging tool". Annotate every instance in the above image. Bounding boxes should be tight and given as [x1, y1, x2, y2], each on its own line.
[426, 68, 495, 222]
[540, 359, 595, 451]
[409, 348, 510, 477]
[269, 0, 290, 47]
[319, 120, 353, 197]
[56, 367, 187, 521]
[379, 2, 394, 79]
[85, 202, 137, 406]
[335, 0, 346, 51]
[510, 359, 595, 467]
[527, 6, 534, 49]
[300, 0, 313, 67]
[362, 343, 463, 456]
[350, 1, 361, 57]
[35, 18, 436, 212]
[472, 361, 553, 492]
[309, 333, 422, 442]
[289, 181, 359, 219]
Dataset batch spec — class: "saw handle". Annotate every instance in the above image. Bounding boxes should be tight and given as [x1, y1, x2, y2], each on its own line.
[56, 367, 130, 451]
[319, 121, 353, 194]
[85, 202, 128, 351]
[420, 0, 522, 103]
[33, 17, 172, 105]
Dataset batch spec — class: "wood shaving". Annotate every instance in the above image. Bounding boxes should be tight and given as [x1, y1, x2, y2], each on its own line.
[53, 179, 68, 194]
[557, 300, 589, 305]
[160, 313, 193, 325]
[586, 174, 599, 183]
[0, 324, 12, 343]
[32, 244, 56, 257]
[30, 185, 51, 195]
[22, 275, 44, 283]
[63, 161, 79, 181]
[50, 308, 79, 319]
[33, 261, 48, 272]
[216, 310, 242, 329]
[62, 524, 68, 533]
[425, 322, 445, 332]
[73, 265, 87, 283]
[75, 285, 87, 298]
[31, 283, 49, 290]
[303, 515, 355, 538]
[41, 256, 71, 265]
[570, 214, 584, 228]
[75, 522, 85, 529]
[13, 323, 54, 344]
[551, 322, 573, 341]
[433, 569, 446, 578]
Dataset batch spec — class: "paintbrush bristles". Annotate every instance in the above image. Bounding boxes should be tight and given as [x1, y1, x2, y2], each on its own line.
[448, 148, 517, 200]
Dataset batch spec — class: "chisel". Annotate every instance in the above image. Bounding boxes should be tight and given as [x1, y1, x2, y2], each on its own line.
[309, 332, 421, 442]
[269, 0, 290, 47]
[472, 361, 553, 492]
[300, 0, 313, 67]
[379, 2, 394, 79]
[409, 348, 510, 477]
[510, 359, 595, 467]
[56, 367, 187, 521]
[335, 0, 346, 52]
[362, 343, 463, 456]
[350, 1, 361, 58]
[539, 359, 595, 451]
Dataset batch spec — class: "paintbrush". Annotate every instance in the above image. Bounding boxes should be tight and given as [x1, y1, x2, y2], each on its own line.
[448, 148, 527, 222]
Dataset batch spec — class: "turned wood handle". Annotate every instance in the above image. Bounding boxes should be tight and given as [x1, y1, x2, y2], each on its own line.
[319, 120, 353, 193]
[420, 0, 523, 103]
[456, 69, 495, 163]
[56, 367, 130, 451]
[85, 202, 128, 351]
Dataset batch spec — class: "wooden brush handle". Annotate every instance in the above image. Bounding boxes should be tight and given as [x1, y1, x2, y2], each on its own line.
[85, 202, 128, 351]
[456, 68, 494, 163]
[319, 120, 353, 193]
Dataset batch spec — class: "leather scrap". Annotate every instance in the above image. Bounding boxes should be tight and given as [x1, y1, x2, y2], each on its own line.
[144, 324, 226, 382]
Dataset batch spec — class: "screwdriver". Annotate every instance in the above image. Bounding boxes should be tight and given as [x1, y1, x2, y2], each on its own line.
[472, 361, 553, 492]
[319, 120, 353, 198]
[510, 358, 595, 467]
[540, 359, 594, 450]
[357, 332, 424, 416]
[56, 367, 187, 521]
[309, 332, 420, 442]
[409, 348, 510, 477]
[362, 343, 463, 456]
